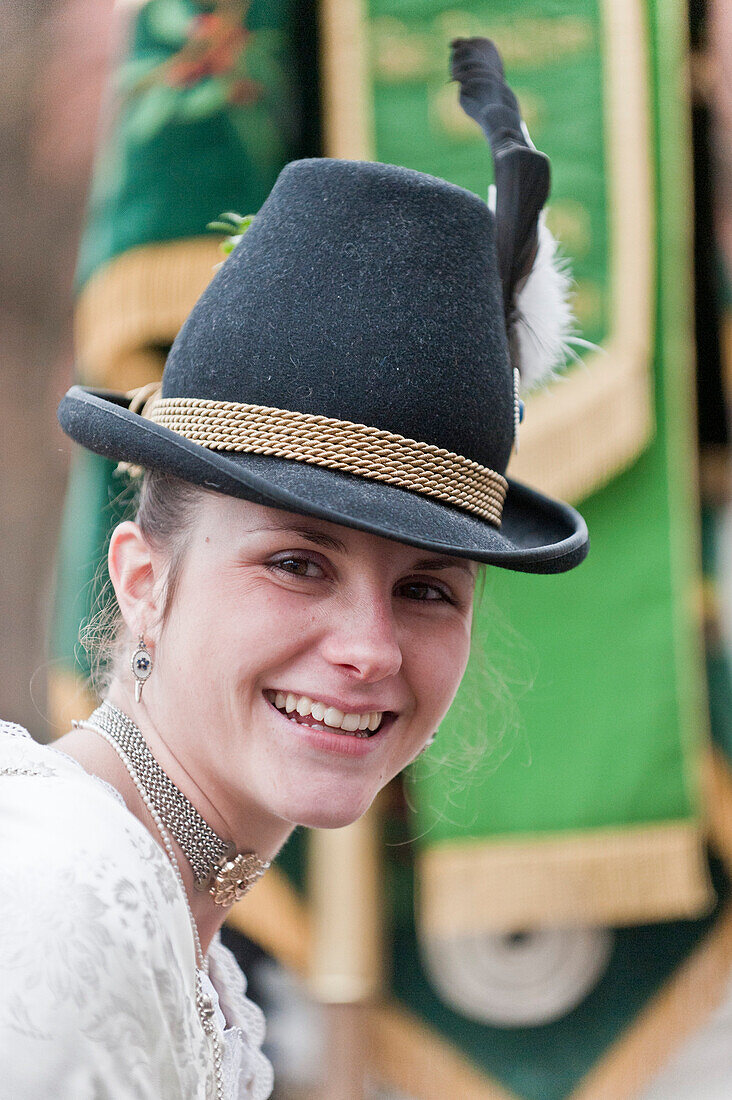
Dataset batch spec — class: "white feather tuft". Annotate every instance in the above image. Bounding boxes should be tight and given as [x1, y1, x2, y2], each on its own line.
[510, 216, 576, 393]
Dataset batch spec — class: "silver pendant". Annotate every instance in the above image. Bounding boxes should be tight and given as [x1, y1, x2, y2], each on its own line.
[131, 636, 153, 703]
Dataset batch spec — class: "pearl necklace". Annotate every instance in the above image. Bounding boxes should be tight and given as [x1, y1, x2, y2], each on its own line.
[76, 718, 225, 1100]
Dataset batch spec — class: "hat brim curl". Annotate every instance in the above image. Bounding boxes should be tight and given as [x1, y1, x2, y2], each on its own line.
[58, 386, 588, 574]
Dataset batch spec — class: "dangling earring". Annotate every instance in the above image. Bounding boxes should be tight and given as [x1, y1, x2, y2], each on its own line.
[131, 635, 153, 702]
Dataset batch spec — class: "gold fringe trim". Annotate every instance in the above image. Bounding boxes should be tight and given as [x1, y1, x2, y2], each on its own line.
[418, 821, 714, 937]
[74, 238, 221, 392]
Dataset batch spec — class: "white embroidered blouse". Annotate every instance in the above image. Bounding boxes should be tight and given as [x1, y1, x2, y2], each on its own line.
[0, 719, 274, 1100]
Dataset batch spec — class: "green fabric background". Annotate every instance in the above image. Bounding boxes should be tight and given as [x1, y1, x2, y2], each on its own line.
[383, 1, 717, 1094]
[76, 0, 303, 290]
[368, 0, 609, 346]
[379, 0, 708, 844]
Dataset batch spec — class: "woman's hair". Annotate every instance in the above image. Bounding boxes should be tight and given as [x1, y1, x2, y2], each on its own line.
[81, 470, 206, 696]
[407, 573, 529, 813]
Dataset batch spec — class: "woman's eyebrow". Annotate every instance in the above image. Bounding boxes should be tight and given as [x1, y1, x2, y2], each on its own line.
[409, 556, 477, 576]
[251, 524, 476, 575]
[251, 522, 347, 553]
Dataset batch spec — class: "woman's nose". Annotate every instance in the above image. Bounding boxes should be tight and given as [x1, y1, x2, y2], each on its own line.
[321, 591, 403, 682]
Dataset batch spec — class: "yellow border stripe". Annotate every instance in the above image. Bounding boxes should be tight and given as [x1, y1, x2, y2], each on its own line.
[418, 822, 714, 936]
[75, 238, 221, 391]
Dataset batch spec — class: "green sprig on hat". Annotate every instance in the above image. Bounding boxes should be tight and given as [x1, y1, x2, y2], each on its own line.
[208, 211, 255, 256]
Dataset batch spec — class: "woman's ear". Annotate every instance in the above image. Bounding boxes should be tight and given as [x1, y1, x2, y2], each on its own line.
[108, 521, 161, 638]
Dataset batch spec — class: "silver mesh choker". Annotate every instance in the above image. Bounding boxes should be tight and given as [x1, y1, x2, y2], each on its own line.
[89, 701, 270, 906]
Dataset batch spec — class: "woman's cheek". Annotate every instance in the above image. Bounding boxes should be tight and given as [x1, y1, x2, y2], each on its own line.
[417, 614, 471, 683]
[431, 629, 472, 720]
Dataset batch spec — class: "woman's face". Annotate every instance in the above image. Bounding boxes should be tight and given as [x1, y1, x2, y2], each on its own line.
[136, 494, 476, 833]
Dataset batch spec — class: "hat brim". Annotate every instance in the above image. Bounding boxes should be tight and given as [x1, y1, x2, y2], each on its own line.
[58, 386, 588, 574]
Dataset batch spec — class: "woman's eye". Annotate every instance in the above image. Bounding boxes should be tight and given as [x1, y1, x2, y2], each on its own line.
[271, 556, 323, 578]
[398, 580, 452, 603]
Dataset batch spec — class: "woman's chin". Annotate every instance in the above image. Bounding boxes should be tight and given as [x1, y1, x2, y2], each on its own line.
[283, 794, 376, 831]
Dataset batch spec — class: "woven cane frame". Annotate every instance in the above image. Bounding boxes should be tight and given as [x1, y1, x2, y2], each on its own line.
[148, 397, 508, 525]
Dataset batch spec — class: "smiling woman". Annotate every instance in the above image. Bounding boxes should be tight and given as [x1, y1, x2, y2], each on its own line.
[0, 38, 588, 1100]
[98, 480, 477, 854]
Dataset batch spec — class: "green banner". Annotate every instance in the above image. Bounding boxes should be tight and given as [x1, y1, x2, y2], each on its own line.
[77, 0, 302, 290]
[368, 0, 609, 348]
[353, 0, 711, 933]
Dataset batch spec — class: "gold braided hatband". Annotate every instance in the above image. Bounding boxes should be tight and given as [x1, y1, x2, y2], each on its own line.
[147, 397, 508, 526]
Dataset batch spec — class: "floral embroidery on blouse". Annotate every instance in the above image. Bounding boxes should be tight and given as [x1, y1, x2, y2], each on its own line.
[0, 719, 274, 1099]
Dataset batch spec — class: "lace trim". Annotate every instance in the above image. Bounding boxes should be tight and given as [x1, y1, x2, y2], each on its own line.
[208, 937, 274, 1100]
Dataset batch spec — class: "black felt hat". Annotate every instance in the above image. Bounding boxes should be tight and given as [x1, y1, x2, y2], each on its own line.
[58, 46, 588, 573]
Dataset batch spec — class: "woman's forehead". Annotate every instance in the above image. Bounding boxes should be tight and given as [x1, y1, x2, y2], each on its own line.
[203, 495, 478, 576]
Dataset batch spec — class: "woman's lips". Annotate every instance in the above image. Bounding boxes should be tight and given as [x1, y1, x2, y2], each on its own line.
[264, 694, 393, 753]
[264, 688, 387, 734]
[263, 689, 393, 737]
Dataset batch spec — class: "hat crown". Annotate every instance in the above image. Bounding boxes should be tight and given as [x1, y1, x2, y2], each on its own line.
[164, 158, 514, 474]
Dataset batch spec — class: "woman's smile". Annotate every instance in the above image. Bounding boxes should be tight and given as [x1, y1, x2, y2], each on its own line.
[263, 690, 395, 756]
[263, 688, 395, 735]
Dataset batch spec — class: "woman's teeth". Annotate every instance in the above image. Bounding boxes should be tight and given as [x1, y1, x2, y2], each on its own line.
[266, 691, 383, 738]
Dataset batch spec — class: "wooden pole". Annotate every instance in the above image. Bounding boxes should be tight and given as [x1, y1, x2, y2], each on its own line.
[309, 806, 383, 1100]
[312, 4, 382, 1094]
[317, 0, 375, 162]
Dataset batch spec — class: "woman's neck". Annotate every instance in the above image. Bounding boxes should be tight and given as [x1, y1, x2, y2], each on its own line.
[55, 686, 293, 956]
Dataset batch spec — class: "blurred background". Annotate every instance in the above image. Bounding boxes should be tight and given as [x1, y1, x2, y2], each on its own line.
[4, 1, 732, 1097]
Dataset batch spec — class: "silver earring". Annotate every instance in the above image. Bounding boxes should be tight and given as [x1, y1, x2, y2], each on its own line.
[131, 635, 153, 703]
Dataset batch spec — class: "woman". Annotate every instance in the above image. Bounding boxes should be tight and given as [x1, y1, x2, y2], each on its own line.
[0, 39, 587, 1100]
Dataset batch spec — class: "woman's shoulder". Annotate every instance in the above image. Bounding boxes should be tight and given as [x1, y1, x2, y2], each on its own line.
[0, 715, 196, 959]
[0, 717, 191, 945]
[0, 718, 208, 1096]
[2, 720, 167, 875]
[0, 715, 125, 802]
